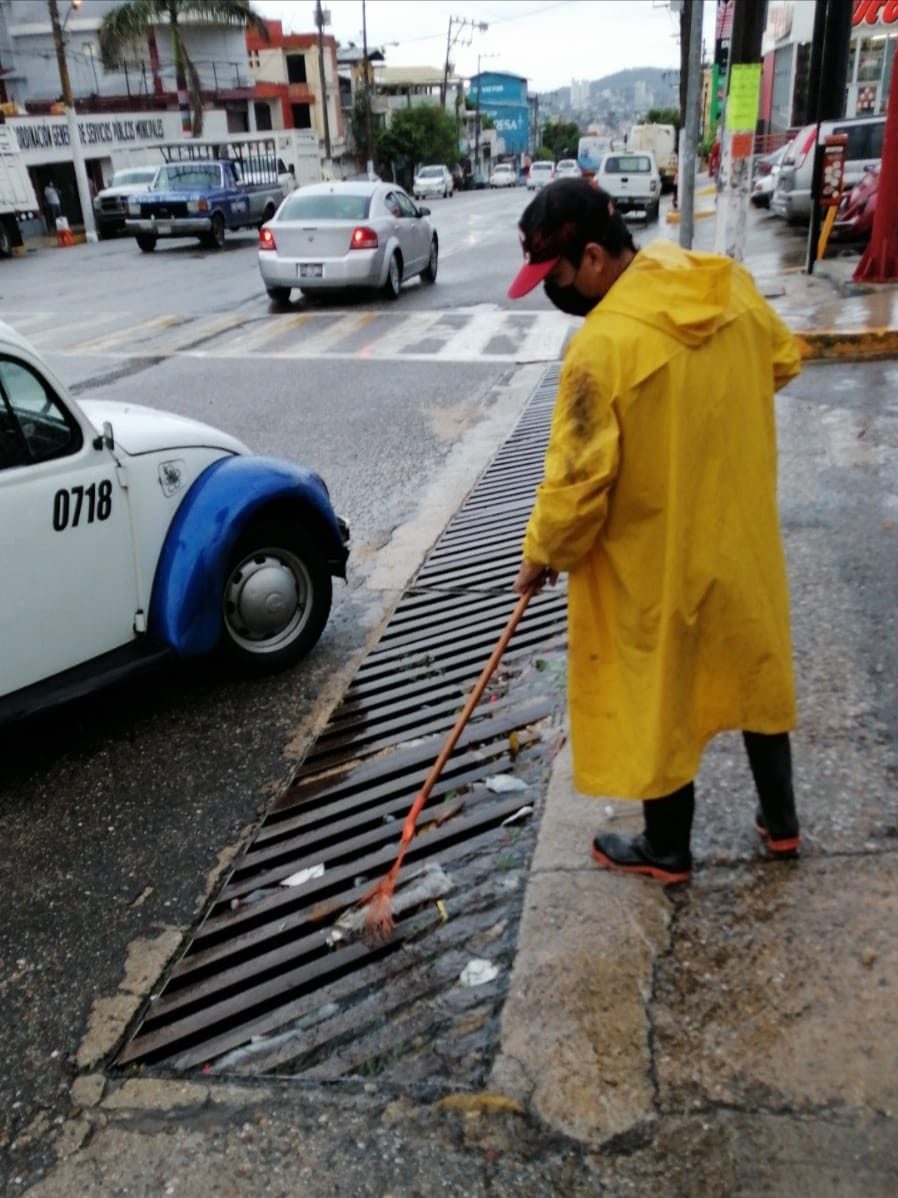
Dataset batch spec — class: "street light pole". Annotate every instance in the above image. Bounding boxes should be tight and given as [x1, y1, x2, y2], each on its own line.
[47, 0, 97, 242]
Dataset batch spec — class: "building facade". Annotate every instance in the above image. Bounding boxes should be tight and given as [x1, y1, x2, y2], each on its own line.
[245, 19, 344, 164]
[758, 0, 896, 134]
[467, 71, 529, 158]
[0, 0, 256, 125]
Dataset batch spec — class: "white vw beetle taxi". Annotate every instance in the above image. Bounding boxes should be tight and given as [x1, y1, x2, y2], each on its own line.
[0, 321, 349, 723]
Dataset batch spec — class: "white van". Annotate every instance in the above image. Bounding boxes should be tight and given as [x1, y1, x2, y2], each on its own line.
[771, 115, 884, 223]
[596, 151, 661, 221]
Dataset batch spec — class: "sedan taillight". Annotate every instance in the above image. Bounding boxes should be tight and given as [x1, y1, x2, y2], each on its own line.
[258, 227, 277, 251]
[350, 226, 379, 250]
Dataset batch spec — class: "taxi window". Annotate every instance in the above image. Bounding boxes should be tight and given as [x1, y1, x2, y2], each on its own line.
[0, 358, 82, 469]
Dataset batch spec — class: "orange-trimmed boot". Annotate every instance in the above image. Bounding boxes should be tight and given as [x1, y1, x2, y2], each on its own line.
[754, 808, 800, 857]
[592, 831, 692, 884]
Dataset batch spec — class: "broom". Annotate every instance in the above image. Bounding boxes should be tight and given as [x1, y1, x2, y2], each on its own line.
[360, 586, 535, 940]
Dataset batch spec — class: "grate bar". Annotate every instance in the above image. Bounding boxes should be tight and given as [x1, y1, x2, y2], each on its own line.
[117, 366, 568, 1075]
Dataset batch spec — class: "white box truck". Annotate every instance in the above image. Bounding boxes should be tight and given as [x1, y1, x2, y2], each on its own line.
[0, 122, 40, 256]
[627, 123, 677, 194]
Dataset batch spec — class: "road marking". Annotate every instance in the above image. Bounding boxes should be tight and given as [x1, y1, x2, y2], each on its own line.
[75, 313, 181, 354]
[41, 308, 574, 364]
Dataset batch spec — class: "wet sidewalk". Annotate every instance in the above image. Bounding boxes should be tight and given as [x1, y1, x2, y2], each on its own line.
[659, 183, 898, 361]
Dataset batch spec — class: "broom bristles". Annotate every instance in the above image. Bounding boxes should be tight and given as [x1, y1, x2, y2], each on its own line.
[364, 887, 397, 940]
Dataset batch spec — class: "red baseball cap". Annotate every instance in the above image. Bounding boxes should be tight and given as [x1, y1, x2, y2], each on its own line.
[507, 179, 626, 299]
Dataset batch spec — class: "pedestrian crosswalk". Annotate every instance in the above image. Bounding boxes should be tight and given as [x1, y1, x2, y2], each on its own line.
[12, 305, 578, 364]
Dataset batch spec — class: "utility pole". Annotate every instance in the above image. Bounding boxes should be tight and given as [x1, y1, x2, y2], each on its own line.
[805, 0, 853, 273]
[678, 0, 703, 251]
[47, 0, 96, 242]
[361, 0, 374, 177]
[441, 15, 487, 109]
[713, 0, 765, 261]
[315, 0, 332, 167]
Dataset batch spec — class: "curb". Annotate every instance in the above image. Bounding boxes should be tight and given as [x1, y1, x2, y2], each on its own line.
[665, 208, 715, 223]
[793, 326, 898, 361]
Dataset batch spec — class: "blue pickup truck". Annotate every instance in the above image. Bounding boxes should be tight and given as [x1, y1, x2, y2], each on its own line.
[125, 155, 287, 252]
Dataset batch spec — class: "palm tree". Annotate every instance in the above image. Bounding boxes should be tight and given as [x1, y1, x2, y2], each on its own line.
[98, 1, 269, 137]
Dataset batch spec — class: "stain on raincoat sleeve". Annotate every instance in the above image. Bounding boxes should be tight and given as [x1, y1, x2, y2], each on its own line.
[522, 357, 620, 573]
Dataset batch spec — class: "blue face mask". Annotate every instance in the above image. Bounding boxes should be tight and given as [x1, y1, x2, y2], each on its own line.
[543, 279, 598, 317]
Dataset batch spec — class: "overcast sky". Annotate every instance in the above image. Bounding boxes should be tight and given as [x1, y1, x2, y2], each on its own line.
[252, 0, 721, 94]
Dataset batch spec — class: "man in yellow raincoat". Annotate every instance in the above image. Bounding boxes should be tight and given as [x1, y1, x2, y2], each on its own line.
[508, 178, 801, 883]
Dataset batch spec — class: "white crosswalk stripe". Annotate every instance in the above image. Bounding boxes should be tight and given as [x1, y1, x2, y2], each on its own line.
[15, 306, 578, 364]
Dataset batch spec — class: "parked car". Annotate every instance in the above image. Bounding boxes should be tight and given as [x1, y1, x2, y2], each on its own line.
[555, 158, 580, 179]
[751, 143, 791, 209]
[527, 161, 556, 190]
[832, 164, 878, 242]
[489, 163, 517, 188]
[257, 181, 438, 304]
[595, 150, 661, 221]
[93, 166, 157, 238]
[0, 321, 349, 723]
[413, 164, 454, 200]
[771, 115, 884, 223]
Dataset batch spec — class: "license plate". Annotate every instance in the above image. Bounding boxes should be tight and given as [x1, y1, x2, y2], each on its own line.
[157, 222, 172, 235]
[299, 263, 323, 278]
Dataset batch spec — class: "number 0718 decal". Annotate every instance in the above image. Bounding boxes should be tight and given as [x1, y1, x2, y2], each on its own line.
[53, 480, 113, 531]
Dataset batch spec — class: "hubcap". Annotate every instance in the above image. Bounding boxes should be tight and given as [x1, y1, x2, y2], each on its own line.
[224, 547, 310, 654]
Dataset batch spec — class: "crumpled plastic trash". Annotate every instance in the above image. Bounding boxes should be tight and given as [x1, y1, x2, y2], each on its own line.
[280, 863, 325, 888]
[501, 805, 534, 826]
[485, 774, 528, 793]
[326, 862, 452, 947]
[459, 958, 499, 987]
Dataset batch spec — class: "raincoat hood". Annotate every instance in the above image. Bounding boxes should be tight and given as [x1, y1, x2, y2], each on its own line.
[601, 240, 734, 349]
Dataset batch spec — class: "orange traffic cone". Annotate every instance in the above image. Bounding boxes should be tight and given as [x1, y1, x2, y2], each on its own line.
[56, 217, 74, 247]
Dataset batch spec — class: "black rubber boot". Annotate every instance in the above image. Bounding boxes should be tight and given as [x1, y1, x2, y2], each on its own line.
[743, 732, 800, 857]
[592, 784, 694, 883]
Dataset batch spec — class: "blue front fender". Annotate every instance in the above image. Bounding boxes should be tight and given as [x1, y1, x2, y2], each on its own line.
[148, 455, 349, 658]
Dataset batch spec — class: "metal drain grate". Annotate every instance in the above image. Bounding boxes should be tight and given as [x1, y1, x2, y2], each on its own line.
[118, 367, 568, 1078]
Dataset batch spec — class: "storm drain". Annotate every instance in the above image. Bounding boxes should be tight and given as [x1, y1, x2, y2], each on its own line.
[117, 366, 569, 1081]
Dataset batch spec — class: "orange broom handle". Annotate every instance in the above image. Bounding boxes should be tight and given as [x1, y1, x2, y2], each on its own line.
[414, 587, 533, 805]
[361, 586, 534, 937]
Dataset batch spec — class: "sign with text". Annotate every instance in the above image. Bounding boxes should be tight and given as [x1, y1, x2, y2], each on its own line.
[9, 110, 230, 165]
[725, 63, 761, 131]
[820, 134, 848, 206]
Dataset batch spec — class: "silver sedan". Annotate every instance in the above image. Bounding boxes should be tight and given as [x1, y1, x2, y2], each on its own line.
[257, 181, 438, 304]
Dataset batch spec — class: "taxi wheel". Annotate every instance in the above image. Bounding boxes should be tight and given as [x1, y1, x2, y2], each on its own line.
[266, 285, 292, 306]
[136, 234, 157, 253]
[219, 521, 332, 676]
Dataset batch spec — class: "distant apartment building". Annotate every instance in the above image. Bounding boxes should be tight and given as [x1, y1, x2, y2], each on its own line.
[245, 19, 344, 161]
[570, 78, 590, 109]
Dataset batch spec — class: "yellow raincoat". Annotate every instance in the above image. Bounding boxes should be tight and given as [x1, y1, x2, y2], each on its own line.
[523, 241, 802, 799]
